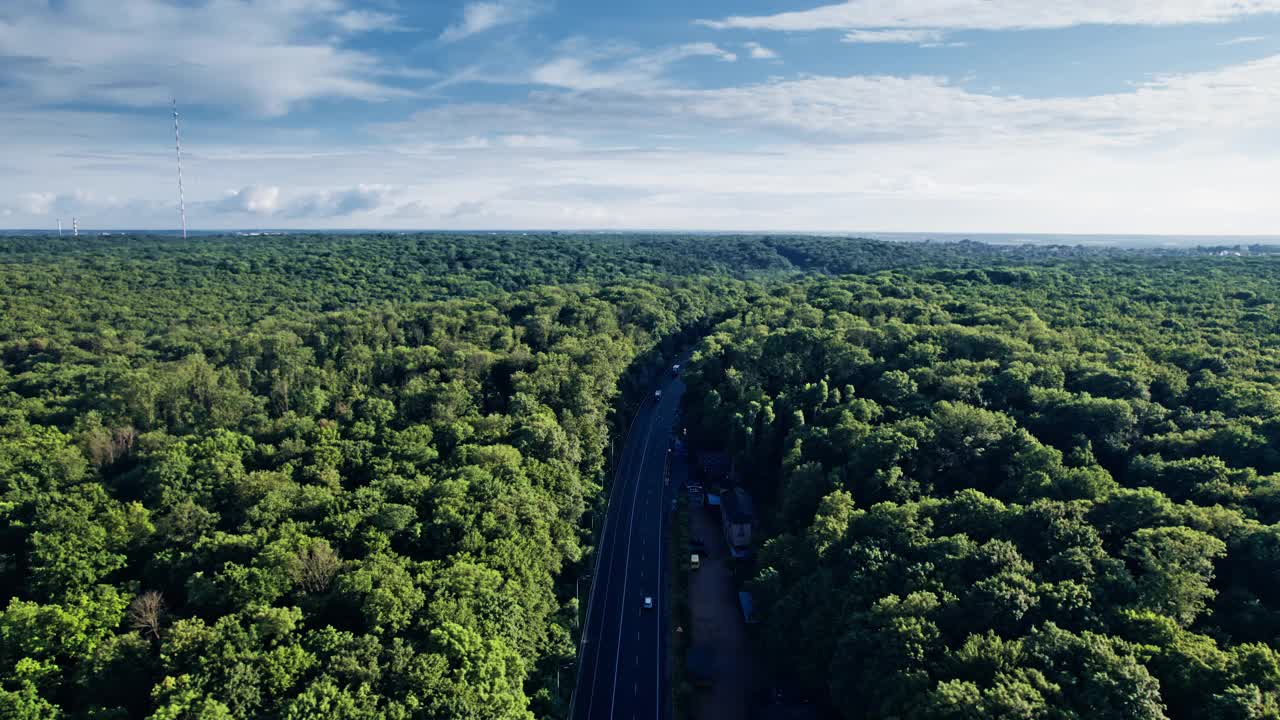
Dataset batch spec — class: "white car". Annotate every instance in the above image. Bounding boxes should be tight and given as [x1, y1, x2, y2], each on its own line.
[654, 389, 663, 399]
[643, 596, 654, 610]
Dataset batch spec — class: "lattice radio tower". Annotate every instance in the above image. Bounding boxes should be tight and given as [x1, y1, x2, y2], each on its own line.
[173, 98, 187, 239]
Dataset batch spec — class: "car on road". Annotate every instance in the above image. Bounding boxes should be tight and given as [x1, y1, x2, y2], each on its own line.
[654, 389, 663, 399]
[643, 596, 654, 610]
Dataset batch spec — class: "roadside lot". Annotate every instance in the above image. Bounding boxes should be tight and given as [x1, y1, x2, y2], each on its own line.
[687, 500, 757, 720]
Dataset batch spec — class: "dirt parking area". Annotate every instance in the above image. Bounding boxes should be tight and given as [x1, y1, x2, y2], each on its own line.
[686, 501, 758, 720]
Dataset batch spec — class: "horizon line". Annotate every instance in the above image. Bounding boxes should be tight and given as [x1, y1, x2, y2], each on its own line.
[2, 228, 1280, 240]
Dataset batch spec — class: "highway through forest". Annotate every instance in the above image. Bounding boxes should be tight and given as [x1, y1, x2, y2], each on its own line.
[572, 371, 683, 720]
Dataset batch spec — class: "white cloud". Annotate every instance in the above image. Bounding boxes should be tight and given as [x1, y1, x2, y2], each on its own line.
[698, 1, 1280, 32]
[690, 59, 1280, 144]
[444, 200, 492, 220]
[1223, 35, 1268, 45]
[215, 186, 281, 215]
[842, 29, 946, 44]
[500, 134, 581, 149]
[744, 41, 778, 59]
[335, 51, 1280, 233]
[333, 10, 403, 33]
[440, 0, 543, 42]
[287, 184, 397, 217]
[391, 53, 1280, 149]
[0, 0, 412, 116]
[5, 21, 1280, 235]
[531, 58, 639, 90]
[427, 37, 737, 94]
[684, 42, 738, 63]
[208, 184, 396, 218]
[530, 42, 737, 90]
[15, 192, 56, 215]
[8, 135, 1280, 234]
[7, 189, 130, 216]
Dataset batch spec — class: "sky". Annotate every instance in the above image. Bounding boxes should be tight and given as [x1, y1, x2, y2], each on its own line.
[3, 0, 1280, 234]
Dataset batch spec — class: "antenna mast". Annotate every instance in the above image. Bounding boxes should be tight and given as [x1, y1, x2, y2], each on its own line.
[173, 98, 187, 239]
[73, 218, 78, 237]
[57, 219, 62, 236]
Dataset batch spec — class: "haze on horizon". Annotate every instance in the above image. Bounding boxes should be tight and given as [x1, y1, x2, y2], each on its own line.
[3, 0, 1280, 235]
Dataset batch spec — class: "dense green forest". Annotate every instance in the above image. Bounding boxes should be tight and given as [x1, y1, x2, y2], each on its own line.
[0, 233, 762, 719]
[684, 261, 1280, 719]
[3, 232, 1279, 719]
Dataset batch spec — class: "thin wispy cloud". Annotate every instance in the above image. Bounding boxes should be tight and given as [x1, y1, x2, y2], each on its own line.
[698, 1, 1280, 32]
[439, 0, 544, 42]
[1222, 35, 1268, 45]
[334, 10, 405, 33]
[842, 29, 946, 44]
[530, 42, 737, 91]
[682, 42, 738, 63]
[388, 53, 1280, 147]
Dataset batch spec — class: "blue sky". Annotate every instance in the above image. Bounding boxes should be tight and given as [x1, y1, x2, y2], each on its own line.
[3, 0, 1280, 233]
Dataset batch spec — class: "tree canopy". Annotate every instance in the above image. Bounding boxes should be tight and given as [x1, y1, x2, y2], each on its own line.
[2, 231, 1279, 718]
[684, 262, 1280, 719]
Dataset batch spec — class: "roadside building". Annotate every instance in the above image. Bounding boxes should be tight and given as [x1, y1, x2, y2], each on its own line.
[720, 487, 754, 557]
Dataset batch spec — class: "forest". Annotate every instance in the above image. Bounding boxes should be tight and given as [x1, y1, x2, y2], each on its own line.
[2, 232, 1279, 719]
[683, 260, 1280, 719]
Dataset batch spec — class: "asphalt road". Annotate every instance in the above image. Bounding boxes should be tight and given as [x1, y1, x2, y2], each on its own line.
[573, 374, 683, 720]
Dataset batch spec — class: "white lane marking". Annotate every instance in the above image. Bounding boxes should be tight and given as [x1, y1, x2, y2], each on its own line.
[582, 438, 633, 720]
[655, 391, 673, 720]
[608, 409, 659, 720]
[581, 400, 649, 720]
